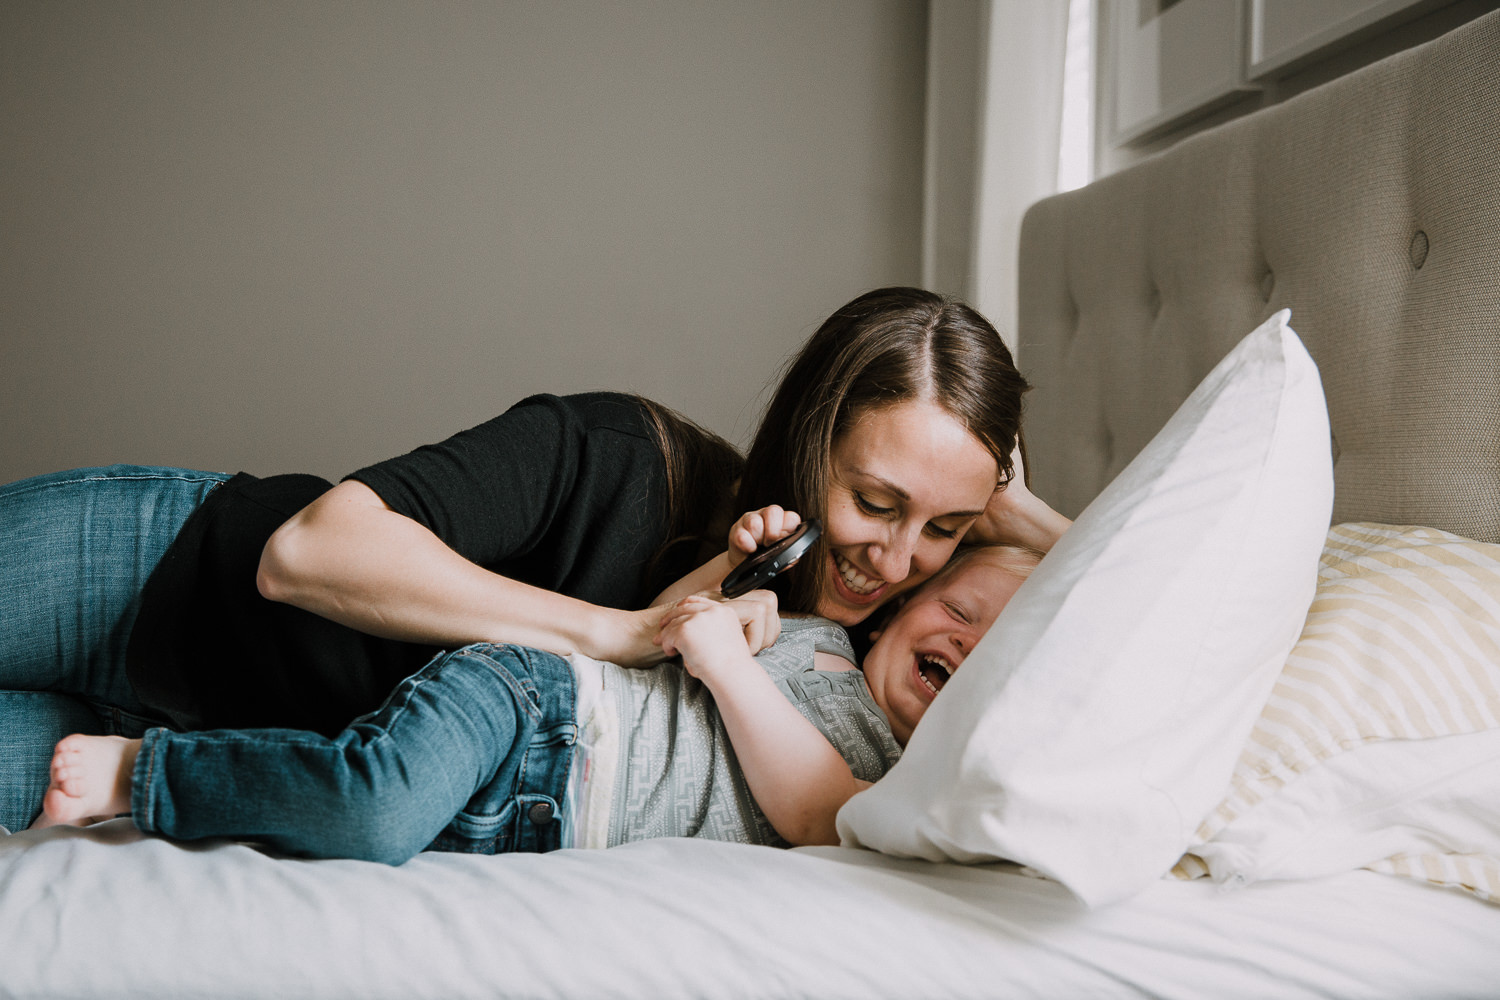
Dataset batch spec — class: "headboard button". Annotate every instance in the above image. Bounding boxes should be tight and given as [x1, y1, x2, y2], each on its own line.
[1409, 230, 1429, 269]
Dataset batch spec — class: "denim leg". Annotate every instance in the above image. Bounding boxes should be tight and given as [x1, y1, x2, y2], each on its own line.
[133, 643, 577, 864]
[0, 692, 104, 832]
[0, 465, 229, 830]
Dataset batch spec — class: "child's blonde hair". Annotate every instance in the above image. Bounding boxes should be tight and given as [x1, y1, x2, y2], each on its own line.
[930, 542, 1043, 586]
[869, 543, 1042, 635]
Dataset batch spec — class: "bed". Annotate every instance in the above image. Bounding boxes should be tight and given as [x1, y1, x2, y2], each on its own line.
[4, 11, 1500, 998]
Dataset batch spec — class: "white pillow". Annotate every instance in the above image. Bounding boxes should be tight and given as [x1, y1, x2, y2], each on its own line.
[837, 309, 1333, 907]
[1176, 523, 1500, 904]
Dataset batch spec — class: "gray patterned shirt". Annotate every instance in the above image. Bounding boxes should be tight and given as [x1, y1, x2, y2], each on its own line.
[601, 616, 903, 847]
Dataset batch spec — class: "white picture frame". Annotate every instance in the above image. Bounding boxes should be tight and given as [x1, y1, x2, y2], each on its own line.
[1102, 0, 1256, 145]
[1248, 0, 1449, 78]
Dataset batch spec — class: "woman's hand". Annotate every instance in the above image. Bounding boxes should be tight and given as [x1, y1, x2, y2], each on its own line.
[727, 505, 802, 567]
[656, 588, 781, 666]
[965, 442, 1072, 552]
[648, 506, 805, 609]
[592, 606, 677, 668]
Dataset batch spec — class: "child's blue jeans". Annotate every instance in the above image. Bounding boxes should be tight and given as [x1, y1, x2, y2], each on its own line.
[0, 465, 231, 832]
[133, 642, 578, 864]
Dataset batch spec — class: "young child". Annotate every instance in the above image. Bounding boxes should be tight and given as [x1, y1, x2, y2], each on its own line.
[39, 544, 1039, 863]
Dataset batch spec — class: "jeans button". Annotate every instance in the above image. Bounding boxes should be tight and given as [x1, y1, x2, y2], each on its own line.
[528, 801, 554, 826]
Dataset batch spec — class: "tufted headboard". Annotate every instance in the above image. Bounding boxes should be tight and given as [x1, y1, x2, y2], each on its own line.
[1018, 9, 1500, 542]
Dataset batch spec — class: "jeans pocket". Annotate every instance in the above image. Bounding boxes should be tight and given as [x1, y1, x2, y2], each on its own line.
[439, 791, 564, 856]
[85, 700, 168, 738]
[430, 798, 519, 855]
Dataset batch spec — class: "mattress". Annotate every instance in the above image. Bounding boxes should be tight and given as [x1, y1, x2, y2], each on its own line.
[2, 821, 1496, 999]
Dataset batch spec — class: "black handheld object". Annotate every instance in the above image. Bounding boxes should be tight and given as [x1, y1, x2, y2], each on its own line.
[720, 519, 822, 599]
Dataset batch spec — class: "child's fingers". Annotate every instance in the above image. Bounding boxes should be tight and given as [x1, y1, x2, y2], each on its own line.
[655, 595, 716, 639]
[729, 589, 778, 615]
[657, 628, 679, 658]
[726, 589, 780, 654]
[656, 604, 703, 654]
[740, 611, 764, 654]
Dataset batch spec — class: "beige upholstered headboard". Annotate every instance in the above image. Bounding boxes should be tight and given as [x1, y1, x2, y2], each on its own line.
[1018, 9, 1500, 542]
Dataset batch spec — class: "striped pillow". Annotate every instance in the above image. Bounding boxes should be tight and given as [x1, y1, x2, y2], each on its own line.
[1175, 523, 1500, 903]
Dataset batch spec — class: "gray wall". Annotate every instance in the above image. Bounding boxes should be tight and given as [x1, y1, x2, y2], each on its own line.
[1, 1, 927, 483]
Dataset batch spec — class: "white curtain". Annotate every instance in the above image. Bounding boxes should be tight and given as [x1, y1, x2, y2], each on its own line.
[923, 0, 1089, 358]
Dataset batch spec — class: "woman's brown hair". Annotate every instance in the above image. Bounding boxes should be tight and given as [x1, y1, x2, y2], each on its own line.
[734, 287, 1030, 613]
[637, 396, 745, 598]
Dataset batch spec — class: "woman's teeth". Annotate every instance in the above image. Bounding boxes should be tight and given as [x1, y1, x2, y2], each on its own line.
[834, 553, 882, 595]
[918, 655, 952, 694]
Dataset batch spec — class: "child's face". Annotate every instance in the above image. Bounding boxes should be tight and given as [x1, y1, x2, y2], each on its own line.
[861, 552, 1026, 745]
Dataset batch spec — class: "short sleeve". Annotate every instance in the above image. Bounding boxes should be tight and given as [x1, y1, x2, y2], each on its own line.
[348, 394, 583, 566]
[346, 392, 675, 610]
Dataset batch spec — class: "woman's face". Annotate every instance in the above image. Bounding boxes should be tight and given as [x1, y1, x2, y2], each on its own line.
[815, 399, 999, 626]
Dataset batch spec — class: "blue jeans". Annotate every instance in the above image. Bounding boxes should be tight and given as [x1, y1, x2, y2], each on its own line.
[133, 643, 577, 864]
[0, 465, 231, 831]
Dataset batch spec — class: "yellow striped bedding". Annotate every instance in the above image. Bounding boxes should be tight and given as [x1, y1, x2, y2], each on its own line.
[1175, 523, 1500, 903]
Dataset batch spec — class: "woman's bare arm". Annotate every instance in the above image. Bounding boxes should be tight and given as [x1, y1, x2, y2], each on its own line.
[965, 444, 1072, 552]
[257, 480, 668, 666]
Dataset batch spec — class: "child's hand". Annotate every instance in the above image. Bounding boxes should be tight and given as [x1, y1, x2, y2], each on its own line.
[657, 593, 774, 679]
[715, 586, 781, 654]
[727, 505, 802, 567]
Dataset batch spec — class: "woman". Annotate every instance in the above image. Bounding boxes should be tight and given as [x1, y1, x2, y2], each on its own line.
[0, 287, 1067, 832]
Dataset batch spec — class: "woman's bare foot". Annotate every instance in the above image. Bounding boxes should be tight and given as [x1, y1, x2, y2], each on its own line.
[34, 734, 141, 829]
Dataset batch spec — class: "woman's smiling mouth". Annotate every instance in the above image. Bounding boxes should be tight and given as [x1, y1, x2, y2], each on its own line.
[833, 551, 884, 597]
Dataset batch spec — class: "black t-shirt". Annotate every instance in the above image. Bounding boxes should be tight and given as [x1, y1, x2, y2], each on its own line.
[127, 392, 685, 735]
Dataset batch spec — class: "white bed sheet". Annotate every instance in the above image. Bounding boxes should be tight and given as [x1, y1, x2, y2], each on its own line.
[2, 822, 1496, 999]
